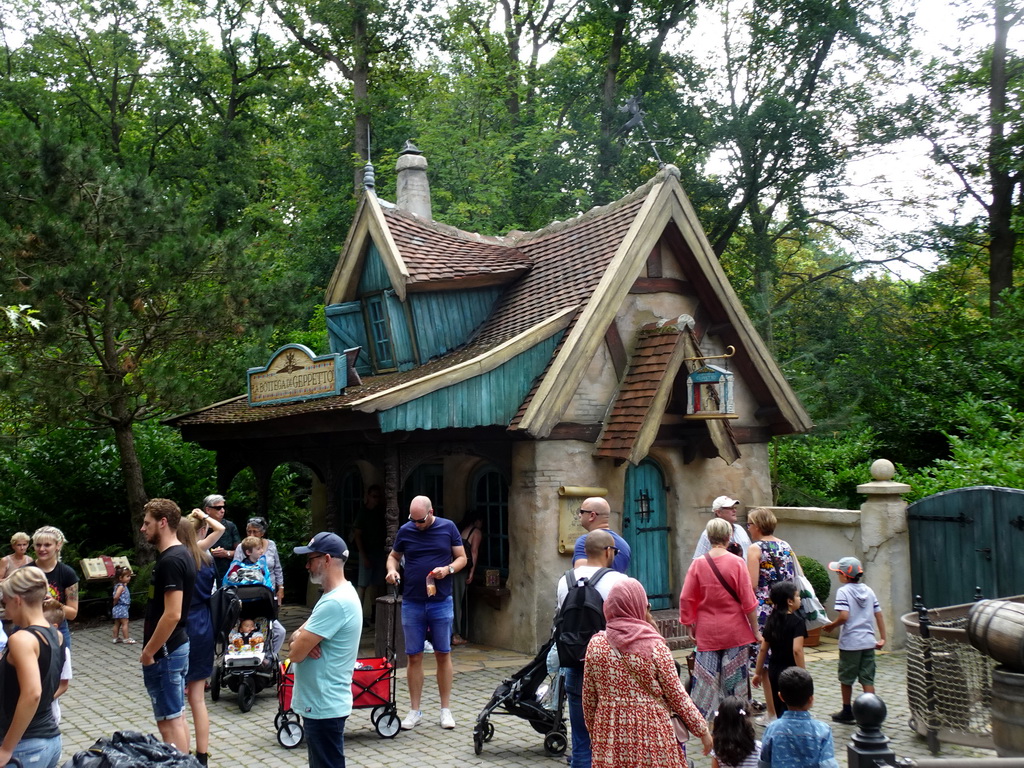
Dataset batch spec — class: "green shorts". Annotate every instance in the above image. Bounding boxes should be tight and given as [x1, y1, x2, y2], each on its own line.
[838, 648, 876, 686]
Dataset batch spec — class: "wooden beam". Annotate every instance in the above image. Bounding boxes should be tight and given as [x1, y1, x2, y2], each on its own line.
[630, 278, 695, 295]
[646, 244, 663, 278]
[548, 423, 602, 442]
[731, 426, 772, 444]
[604, 321, 628, 379]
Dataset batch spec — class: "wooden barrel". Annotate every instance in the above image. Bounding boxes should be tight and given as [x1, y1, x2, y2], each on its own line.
[967, 600, 1024, 672]
[992, 666, 1024, 757]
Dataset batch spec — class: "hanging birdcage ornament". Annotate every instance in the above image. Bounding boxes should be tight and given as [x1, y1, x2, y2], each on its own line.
[684, 346, 738, 419]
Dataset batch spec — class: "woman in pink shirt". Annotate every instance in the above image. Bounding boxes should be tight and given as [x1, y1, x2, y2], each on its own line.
[680, 518, 761, 718]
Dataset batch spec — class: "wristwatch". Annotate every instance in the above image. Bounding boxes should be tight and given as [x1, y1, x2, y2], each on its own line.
[448, 564, 454, 575]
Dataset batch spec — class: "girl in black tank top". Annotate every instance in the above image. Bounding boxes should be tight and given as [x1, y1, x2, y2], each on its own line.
[0, 567, 63, 768]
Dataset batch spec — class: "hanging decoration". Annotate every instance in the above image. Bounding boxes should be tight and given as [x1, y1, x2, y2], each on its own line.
[684, 346, 737, 419]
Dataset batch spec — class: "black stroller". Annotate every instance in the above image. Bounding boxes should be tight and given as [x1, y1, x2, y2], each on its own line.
[472, 634, 567, 756]
[209, 583, 280, 712]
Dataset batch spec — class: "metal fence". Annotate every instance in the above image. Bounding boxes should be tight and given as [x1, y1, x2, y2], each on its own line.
[902, 594, 1024, 754]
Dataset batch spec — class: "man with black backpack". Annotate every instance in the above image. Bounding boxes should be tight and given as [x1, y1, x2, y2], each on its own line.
[554, 530, 628, 768]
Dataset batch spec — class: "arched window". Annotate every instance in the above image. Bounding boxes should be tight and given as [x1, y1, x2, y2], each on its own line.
[338, 468, 364, 537]
[472, 467, 509, 575]
[401, 463, 445, 518]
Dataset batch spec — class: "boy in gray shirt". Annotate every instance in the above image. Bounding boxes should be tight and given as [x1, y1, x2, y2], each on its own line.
[821, 557, 886, 724]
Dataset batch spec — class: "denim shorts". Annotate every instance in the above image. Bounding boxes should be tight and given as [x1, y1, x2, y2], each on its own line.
[143, 641, 190, 720]
[12, 735, 62, 768]
[402, 596, 453, 655]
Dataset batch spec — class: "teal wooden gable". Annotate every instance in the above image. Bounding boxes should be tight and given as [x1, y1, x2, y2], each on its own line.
[326, 240, 508, 375]
[408, 287, 503, 360]
[377, 332, 564, 432]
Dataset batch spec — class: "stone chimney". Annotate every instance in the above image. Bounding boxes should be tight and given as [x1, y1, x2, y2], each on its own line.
[395, 140, 431, 219]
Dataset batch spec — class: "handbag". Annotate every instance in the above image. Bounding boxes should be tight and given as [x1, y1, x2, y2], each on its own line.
[793, 557, 828, 629]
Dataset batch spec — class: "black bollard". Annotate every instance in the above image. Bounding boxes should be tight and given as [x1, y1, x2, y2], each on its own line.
[847, 693, 897, 768]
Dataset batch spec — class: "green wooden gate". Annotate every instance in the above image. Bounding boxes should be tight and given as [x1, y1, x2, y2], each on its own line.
[908, 486, 1024, 606]
[622, 460, 671, 610]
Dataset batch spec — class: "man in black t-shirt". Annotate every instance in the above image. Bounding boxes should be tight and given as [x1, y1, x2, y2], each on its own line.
[140, 498, 196, 753]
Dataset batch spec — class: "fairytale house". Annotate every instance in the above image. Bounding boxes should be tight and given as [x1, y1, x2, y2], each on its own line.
[167, 144, 811, 652]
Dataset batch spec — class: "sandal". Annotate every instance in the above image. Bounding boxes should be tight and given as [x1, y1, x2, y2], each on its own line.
[123, 638, 137, 644]
[113, 638, 121, 644]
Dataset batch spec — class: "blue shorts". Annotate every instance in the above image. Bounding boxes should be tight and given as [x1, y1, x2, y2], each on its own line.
[402, 597, 453, 655]
[143, 641, 190, 720]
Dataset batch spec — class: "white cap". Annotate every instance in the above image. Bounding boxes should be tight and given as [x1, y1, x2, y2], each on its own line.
[712, 496, 740, 512]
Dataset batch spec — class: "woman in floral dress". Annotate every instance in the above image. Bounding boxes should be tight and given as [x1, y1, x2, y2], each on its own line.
[583, 578, 712, 768]
[745, 507, 797, 719]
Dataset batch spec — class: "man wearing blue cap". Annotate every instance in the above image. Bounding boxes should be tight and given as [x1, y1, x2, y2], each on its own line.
[290, 532, 362, 767]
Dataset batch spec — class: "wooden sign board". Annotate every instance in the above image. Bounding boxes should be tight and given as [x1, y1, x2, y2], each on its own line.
[80, 556, 133, 581]
[247, 344, 345, 406]
[556, 485, 609, 555]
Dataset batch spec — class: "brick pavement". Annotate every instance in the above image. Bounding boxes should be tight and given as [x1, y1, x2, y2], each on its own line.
[57, 608, 997, 767]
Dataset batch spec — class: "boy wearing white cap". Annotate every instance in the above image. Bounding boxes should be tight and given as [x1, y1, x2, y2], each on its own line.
[822, 556, 886, 724]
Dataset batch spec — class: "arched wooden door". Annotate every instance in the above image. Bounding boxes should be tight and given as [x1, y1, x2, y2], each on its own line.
[622, 460, 671, 610]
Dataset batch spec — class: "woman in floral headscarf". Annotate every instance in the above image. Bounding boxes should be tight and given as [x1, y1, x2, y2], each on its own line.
[583, 578, 712, 768]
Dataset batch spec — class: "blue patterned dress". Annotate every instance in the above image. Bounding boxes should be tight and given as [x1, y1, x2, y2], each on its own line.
[112, 584, 131, 619]
[754, 539, 797, 629]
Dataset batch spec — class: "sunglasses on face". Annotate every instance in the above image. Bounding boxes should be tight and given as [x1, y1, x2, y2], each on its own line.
[605, 546, 620, 555]
[208, 505, 225, 510]
[410, 514, 429, 523]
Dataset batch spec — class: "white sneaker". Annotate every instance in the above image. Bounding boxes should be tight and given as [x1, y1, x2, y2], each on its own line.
[423, 640, 434, 653]
[401, 710, 423, 730]
[440, 708, 456, 729]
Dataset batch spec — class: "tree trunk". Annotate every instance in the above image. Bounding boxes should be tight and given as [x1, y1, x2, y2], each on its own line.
[987, 0, 1018, 316]
[111, 418, 151, 556]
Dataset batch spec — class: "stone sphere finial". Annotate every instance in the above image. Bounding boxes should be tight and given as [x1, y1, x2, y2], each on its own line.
[870, 459, 895, 481]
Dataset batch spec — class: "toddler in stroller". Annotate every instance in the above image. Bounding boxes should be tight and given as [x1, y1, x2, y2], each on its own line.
[210, 582, 280, 712]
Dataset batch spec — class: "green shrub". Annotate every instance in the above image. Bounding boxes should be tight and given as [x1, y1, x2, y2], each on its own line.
[799, 555, 831, 604]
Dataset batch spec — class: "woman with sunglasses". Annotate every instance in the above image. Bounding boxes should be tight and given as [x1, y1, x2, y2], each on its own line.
[0, 567, 64, 768]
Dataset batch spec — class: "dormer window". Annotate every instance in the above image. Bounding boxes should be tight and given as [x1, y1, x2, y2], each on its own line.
[364, 294, 395, 370]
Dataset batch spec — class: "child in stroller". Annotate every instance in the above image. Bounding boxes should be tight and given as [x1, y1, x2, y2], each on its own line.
[210, 579, 280, 712]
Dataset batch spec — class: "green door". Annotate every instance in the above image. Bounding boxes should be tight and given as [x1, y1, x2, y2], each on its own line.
[622, 460, 671, 610]
[908, 486, 1024, 606]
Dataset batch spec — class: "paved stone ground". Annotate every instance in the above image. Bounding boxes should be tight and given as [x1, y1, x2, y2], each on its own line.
[57, 608, 997, 767]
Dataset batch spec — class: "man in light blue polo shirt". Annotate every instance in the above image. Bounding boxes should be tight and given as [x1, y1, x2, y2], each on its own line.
[290, 532, 362, 768]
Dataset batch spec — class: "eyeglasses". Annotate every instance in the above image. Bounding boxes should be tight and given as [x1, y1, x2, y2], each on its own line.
[306, 554, 326, 564]
[208, 505, 225, 510]
[605, 546, 620, 555]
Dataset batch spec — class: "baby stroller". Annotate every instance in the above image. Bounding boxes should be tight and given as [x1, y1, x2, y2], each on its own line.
[473, 633, 567, 756]
[210, 582, 280, 712]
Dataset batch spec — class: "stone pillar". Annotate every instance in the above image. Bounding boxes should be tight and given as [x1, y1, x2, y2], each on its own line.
[857, 459, 912, 649]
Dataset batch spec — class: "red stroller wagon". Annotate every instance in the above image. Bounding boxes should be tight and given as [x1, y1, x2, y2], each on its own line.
[275, 589, 401, 747]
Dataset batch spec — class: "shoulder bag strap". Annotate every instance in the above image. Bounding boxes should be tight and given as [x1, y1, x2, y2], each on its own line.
[703, 553, 742, 604]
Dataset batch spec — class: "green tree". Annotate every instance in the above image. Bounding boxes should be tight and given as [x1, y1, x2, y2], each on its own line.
[0, 128, 298, 544]
[906, 0, 1024, 316]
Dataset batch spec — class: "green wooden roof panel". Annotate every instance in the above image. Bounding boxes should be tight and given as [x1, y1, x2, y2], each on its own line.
[377, 332, 563, 433]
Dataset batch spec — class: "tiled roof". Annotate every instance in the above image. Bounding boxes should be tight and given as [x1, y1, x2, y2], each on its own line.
[382, 208, 531, 286]
[169, 176, 659, 429]
[594, 323, 686, 460]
